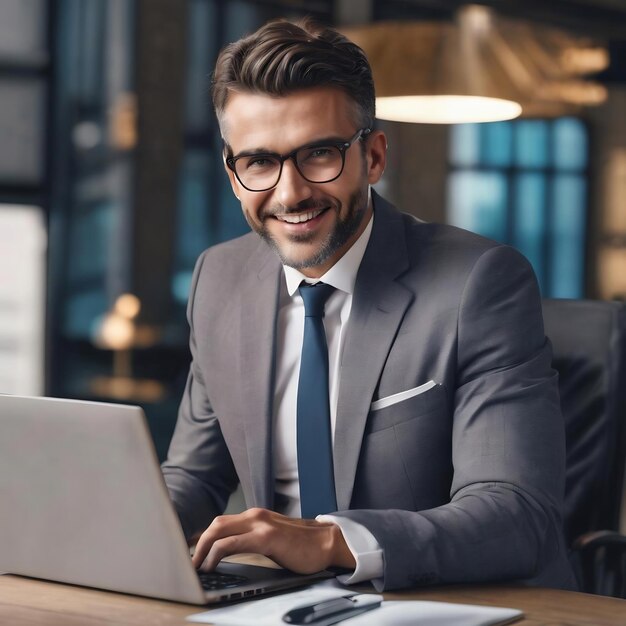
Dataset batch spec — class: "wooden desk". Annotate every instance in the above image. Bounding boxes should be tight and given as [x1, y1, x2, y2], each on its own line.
[0, 574, 623, 625]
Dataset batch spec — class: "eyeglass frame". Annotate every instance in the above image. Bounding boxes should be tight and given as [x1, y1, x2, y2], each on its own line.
[224, 128, 372, 193]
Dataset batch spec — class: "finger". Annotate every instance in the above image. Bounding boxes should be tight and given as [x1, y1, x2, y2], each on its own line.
[200, 534, 257, 571]
[190, 523, 228, 568]
[191, 513, 258, 568]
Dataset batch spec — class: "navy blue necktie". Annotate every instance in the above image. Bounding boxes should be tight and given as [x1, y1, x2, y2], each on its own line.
[297, 283, 337, 518]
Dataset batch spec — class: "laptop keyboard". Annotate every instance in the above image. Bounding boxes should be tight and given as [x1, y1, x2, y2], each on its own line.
[198, 571, 250, 591]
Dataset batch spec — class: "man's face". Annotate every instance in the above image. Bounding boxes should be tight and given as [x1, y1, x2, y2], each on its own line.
[221, 87, 386, 277]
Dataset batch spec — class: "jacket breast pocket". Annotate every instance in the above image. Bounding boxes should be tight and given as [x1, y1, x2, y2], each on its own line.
[366, 382, 447, 434]
[352, 382, 452, 510]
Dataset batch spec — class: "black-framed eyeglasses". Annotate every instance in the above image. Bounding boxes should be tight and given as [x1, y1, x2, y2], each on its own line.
[225, 128, 371, 192]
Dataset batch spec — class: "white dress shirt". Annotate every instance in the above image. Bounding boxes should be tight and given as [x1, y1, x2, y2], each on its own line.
[272, 209, 384, 587]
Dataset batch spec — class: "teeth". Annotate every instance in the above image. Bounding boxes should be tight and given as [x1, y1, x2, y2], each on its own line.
[276, 209, 324, 224]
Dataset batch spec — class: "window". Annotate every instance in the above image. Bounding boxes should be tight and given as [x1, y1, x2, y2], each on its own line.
[0, 206, 46, 394]
[47, 0, 137, 396]
[447, 118, 589, 298]
[0, 0, 49, 394]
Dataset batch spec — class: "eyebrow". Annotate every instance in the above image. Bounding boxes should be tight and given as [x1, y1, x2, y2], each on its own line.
[231, 135, 349, 160]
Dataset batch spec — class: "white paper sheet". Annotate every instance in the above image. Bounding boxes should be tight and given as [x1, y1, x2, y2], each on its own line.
[187, 584, 522, 626]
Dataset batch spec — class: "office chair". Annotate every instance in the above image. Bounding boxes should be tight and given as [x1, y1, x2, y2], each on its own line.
[542, 298, 626, 598]
[573, 530, 626, 598]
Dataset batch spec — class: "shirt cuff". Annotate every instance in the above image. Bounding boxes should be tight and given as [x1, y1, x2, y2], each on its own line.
[316, 514, 384, 589]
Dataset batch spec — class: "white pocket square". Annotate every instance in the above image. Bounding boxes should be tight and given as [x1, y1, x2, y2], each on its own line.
[370, 380, 437, 412]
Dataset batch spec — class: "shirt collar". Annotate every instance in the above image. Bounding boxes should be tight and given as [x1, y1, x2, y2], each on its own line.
[283, 210, 373, 297]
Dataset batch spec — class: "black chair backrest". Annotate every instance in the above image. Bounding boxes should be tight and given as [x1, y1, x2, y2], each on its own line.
[542, 299, 626, 547]
[573, 530, 626, 597]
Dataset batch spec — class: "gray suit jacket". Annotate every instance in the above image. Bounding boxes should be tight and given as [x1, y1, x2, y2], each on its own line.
[162, 192, 576, 591]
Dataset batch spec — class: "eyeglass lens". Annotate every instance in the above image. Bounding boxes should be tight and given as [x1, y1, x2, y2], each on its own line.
[235, 145, 344, 191]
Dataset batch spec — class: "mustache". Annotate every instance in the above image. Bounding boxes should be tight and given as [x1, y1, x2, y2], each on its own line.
[260, 198, 337, 218]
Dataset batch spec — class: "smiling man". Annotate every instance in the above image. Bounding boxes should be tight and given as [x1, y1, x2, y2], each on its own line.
[161, 19, 576, 591]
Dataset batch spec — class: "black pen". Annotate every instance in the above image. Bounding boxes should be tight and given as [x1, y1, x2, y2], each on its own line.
[282, 594, 383, 625]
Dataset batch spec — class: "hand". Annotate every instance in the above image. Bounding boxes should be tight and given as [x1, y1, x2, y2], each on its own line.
[191, 508, 356, 574]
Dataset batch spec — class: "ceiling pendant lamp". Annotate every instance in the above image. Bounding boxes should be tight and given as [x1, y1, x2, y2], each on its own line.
[342, 5, 608, 124]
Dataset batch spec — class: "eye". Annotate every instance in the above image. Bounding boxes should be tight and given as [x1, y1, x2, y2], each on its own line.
[310, 147, 333, 158]
[245, 156, 276, 170]
[300, 146, 337, 163]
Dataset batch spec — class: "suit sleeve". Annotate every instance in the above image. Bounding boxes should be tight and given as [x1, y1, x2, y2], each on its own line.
[333, 245, 572, 590]
[161, 251, 239, 542]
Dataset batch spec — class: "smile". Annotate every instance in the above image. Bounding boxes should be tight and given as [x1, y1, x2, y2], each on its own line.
[274, 208, 327, 224]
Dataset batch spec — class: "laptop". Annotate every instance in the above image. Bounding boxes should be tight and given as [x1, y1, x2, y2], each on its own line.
[0, 394, 333, 604]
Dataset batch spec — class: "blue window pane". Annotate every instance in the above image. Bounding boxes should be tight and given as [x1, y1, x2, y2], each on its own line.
[447, 171, 508, 242]
[549, 174, 586, 298]
[64, 290, 108, 339]
[172, 270, 193, 305]
[63, 199, 111, 337]
[216, 179, 249, 243]
[67, 201, 114, 284]
[449, 124, 481, 166]
[553, 117, 587, 170]
[481, 122, 513, 167]
[512, 173, 546, 291]
[514, 120, 548, 168]
[175, 151, 212, 270]
[225, 1, 267, 42]
[185, 0, 217, 133]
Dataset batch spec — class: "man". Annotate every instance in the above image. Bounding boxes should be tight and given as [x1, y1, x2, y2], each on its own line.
[162, 18, 576, 591]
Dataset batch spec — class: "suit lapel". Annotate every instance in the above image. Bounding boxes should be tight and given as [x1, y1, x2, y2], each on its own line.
[334, 194, 414, 510]
[237, 239, 282, 509]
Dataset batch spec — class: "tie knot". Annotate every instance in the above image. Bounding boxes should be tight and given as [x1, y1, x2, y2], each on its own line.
[299, 283, 335, 317]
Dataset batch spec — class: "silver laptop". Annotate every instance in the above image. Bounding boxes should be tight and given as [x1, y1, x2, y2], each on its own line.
[0, 395, 332, 604]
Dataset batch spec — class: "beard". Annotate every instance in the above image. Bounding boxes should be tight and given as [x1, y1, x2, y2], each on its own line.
[243, 183, 369, 271]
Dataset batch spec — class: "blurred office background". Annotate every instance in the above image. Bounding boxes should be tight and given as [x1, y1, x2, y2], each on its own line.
[0, 0, 625, 462]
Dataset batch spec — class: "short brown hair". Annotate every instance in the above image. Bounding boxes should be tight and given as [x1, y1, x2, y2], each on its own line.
[212, 18, 375, 133]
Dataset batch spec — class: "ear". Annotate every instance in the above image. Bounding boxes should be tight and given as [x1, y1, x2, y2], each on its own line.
[223, 156, 242, 200]
[365, 130, 387, 185]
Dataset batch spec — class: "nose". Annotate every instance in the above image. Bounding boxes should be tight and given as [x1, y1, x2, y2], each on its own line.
[274, 158, 313, 208]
